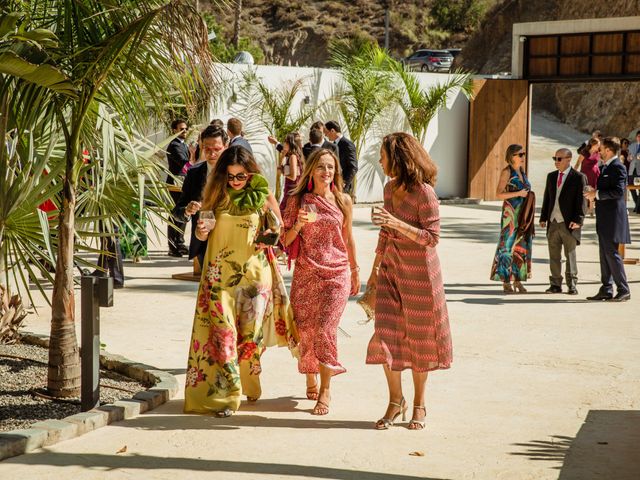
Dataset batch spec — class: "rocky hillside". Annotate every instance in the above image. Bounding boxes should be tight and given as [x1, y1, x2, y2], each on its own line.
[204, 0, 494, 66]
[459, 0, 640, 137]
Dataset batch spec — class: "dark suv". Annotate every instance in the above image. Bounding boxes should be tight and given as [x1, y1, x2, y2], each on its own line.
[404, 49, 454, 73]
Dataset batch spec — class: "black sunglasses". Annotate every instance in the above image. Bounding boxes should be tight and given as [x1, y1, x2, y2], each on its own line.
[228, 173, 250, 181]
[512, 152, 526, 158]
[552, 156, 570, 161]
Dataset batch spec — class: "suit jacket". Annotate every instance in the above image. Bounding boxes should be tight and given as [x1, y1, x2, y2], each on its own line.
[302, 140, 338, 160]
[539, 167, 587, 244]
[336, 136, 358, 187]
[229, 136, 253, 154]
[166, 138, 189, 184]
[627, 142, 640, 175]
[172, 162, 208, 260]
[595, 157, 631, 244]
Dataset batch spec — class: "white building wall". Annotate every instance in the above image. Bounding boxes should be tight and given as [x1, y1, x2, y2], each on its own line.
[210, 63, 470, 202]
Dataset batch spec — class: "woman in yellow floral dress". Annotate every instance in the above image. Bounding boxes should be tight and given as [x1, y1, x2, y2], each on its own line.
[184, 146, 297, 417]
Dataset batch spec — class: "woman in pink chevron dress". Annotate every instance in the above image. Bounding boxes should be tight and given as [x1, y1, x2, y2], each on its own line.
[366, 133, 452, 431]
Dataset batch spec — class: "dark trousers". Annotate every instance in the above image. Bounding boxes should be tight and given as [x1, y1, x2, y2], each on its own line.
[628, 174, 640, 212]
[547, 221, 578, 289]
[168, 190, 186, 252]
[597, 233, 629, 295]
[97, 227, 124, 286]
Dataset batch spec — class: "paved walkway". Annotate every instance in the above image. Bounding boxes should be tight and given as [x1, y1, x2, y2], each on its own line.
[2, 204, 639, 480]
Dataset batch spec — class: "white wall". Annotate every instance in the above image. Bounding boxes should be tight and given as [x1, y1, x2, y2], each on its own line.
[210, 63, 470, 202]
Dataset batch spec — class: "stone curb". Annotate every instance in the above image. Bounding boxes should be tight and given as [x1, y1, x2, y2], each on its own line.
[0, 332, 179, 462]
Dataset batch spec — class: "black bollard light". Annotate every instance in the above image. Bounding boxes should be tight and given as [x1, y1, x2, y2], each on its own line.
[81, 275, 113, 411]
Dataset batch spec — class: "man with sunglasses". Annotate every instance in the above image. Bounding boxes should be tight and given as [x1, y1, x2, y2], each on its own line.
[583, 137, 631, 302]
[539, 148, 587, 295]
[172, 126, 228, 266]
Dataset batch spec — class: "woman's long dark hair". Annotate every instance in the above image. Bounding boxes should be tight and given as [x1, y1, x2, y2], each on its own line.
[201, 146, 261, 211]
[382, 132, 438, 191]
[284, 132, 304, 169]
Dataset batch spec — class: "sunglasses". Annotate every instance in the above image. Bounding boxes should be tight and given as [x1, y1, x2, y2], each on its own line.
[227, 173, 250, 182]
[552, 156, 570, 161]
[512, 152, 526, 158]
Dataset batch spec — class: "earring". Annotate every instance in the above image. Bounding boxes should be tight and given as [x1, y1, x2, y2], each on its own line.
[330, 181, 335, 190]
[307, 178, 313, 191]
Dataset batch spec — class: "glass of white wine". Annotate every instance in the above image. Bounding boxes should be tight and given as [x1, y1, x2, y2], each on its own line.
[303, 203, 317, 223]
[199, 210, 216, 230]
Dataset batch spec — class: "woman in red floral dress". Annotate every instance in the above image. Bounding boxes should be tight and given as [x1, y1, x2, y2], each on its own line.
[366, 133, 452, 430]
[282, 148, 360, 415]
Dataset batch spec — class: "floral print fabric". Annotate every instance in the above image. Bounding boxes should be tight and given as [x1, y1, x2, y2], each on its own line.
[184, 209, 297, 414]
[490, 167, 533, 282]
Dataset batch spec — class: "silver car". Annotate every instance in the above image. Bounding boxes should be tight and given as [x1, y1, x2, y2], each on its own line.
[404, 49, 454, 73]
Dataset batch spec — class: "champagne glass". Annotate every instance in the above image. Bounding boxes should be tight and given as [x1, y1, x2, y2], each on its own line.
[303, 203, 317, 223]
[634, 177, 640, 187]
[583, 185, 594, 193]
[199, 210, 216, 230]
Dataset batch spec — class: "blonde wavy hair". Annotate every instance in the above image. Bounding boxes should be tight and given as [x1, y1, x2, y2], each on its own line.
[288, 148, 348, 218]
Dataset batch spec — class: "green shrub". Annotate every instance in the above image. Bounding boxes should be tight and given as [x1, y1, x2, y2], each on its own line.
[431, 0, 486, 33]
[201, 12, 265, 64]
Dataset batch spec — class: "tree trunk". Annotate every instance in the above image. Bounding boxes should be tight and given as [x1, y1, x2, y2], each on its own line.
[232, 0, 242, 49]
[48, 162, 80, 397]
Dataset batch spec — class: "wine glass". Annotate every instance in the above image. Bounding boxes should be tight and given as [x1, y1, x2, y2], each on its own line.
[583, 185, 595, 193]
[303, 203, 317, 222]
[371, 206, 384, 225]
[199, 210, 216, 230]
[634, 177, 640, 187]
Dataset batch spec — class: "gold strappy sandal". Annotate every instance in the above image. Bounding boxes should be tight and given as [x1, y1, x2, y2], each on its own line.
[375, 398, 407, 430]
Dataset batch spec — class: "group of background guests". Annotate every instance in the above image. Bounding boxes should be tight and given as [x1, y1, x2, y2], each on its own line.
[491, 135, 631, 302]
[170, 118, 452, 430]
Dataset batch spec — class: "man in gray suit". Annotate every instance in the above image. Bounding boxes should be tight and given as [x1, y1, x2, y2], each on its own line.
[227, 117, 253, 154]
[539, 148, 587, 295]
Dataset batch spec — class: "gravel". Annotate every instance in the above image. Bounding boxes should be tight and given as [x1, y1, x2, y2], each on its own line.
[0, 343, 150, 432]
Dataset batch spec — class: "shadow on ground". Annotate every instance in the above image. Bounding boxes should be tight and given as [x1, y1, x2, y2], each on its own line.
[2, 452, 445, 479]
[510, 410, 640, 480]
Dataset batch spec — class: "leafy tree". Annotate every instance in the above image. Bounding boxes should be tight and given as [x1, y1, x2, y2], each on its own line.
[1, 0, 214, 397]
[431, 0, 486, 33]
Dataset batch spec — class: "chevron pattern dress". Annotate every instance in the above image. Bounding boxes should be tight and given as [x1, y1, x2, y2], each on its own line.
[366, 181, 453, 372]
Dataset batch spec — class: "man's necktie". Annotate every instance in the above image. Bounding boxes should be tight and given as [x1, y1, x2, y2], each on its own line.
[557, 171, 564, 188]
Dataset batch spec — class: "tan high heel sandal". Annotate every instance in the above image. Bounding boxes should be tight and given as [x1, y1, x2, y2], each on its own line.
[408, 405, 426, 430]
[513, 281, 527, 293]
[375, 398, 407, 430]
[503, 282, 514, 293]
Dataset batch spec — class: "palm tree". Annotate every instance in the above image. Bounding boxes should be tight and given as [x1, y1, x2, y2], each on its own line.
[329, 40, 399, 200]
[388, 58, 474, 143]
[232, 0, 243, 49]
[254, 76, 317, 199]
[1, 1, 215, 397]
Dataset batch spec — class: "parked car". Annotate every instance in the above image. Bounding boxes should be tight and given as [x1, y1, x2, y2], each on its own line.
[447, 48, 462, 58]
[404, 49, 454, 73]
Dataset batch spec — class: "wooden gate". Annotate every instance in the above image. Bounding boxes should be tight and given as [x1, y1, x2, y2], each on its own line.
[467, 79, 530, 200]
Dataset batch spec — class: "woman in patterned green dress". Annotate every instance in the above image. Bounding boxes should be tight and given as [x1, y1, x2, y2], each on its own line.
[184, 146, 297, 417]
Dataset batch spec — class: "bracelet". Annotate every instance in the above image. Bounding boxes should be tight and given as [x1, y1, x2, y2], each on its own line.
[350, 265, 360, 272]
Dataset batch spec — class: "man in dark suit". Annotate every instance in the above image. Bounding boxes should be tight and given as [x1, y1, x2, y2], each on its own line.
[302, 128, 339, 160]
[227, 117, 253, 154]
[166, 118, 190, 256]
[539, 148, 587, 295]
[172, 126, 228, 266]
[324, 120, 358, 195]
[584, 137, 631, 302]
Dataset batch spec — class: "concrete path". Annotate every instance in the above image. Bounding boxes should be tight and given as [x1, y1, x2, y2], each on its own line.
[2, 203, 639, 480]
